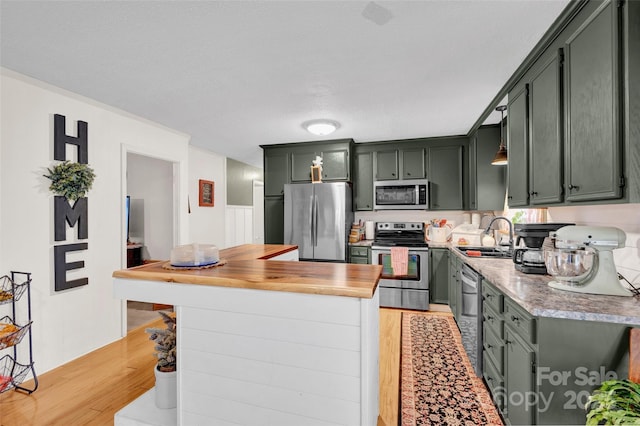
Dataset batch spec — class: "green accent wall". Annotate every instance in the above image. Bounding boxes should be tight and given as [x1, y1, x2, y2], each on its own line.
[226, 158, 263, 206]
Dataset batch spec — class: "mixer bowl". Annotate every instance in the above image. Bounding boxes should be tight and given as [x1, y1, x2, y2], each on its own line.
[544, 248, 596, 284]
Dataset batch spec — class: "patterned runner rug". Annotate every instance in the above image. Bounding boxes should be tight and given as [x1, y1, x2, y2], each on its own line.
[400, 312, 503, 425]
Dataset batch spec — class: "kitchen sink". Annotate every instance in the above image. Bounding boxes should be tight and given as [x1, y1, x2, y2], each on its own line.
[456, 246, 513, 259]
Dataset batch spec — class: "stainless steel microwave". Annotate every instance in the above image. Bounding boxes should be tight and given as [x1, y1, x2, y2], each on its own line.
[373, 179, 429, 210]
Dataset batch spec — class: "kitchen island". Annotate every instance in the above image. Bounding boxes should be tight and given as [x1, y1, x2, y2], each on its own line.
[113, 244, 382, 426]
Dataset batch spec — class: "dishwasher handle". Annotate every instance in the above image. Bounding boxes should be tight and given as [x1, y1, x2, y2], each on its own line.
[460, 265, 479, 290]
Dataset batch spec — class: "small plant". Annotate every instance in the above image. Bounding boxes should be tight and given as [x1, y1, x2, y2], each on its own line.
[145, 311, 176, 372]
[586, 379, 640, 425]
[44, 161, 96, 200]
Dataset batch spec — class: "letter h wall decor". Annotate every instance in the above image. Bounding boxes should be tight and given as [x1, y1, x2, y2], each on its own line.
[52, 114, 90, 291]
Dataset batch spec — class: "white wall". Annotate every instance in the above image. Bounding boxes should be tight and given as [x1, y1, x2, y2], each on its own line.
[188, 146, 226, 248]
[548, 204, 640, 287]
[225, 206, 254, 248]
[0, 69, 190, 375]
[127, 153, 174, 260]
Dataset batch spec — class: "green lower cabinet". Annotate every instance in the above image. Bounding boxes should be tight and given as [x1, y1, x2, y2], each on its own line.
[448, 255, 461, 321]
[504, 326, 536, 425]
[481, 280, 630, 425]
[348, 245, 370, 264]
[264, 196, 284, 244]
[429, 248, 449, 304]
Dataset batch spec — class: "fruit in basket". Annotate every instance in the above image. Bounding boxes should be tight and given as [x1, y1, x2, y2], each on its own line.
[0, 374, 11, 392]
[0, 291, 12, 302]
[0, 323, 18, 335]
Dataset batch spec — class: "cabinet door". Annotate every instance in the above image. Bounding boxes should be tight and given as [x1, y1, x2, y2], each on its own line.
[507, 85, 529, 207]
[402, 148, 426, 179]
[529, 50, 564, 205]
[448, 255, 460, 320]
[375, 150, 399, 180]
[429, 248, 449, 304]
[448, 255, 456, 317]
[428, 145, 463, 210]
[564, 0, 622, 202]
[468, 133, 478, 210]
[505, 327, 537, 426]
[354, 151, 374, 210]
[290, 151, 317, 182]
[476, 126, 507, 210]
[264, 196, 284, 244]
[320, 149, 350, 181]
[264, 150, 289, 196]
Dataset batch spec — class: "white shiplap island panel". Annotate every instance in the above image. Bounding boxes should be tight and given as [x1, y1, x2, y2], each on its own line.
[113, 245, 381, 426]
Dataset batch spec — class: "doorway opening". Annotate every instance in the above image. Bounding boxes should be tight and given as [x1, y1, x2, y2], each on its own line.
[125, 152, 176, 332]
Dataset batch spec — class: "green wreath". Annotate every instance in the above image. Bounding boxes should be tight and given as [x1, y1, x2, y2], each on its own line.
[44, 161, 96, 201]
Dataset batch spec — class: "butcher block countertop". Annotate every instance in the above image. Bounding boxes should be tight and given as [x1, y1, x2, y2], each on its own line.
[113, 244, 382, 299]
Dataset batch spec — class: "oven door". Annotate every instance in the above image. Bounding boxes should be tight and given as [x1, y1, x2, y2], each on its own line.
[372, 247, 429, 310]
[371, 249, 428, 289]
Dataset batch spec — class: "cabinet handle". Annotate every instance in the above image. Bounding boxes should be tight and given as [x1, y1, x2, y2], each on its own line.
[407, 172, 411, 176]
[530, 191, 538, 196]
[505, 340, 512, 346]
[487, 344, 493, 349]
[507, 195, 513, 200]
[392, 173, 395, 177]
[569, 184, 579, 190]
[487, 315, 493, 321]
[511, 315, 520, 323]
[485, 294, 493, 299]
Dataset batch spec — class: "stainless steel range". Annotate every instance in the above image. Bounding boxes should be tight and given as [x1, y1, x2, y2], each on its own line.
[371, 222, 429, 311]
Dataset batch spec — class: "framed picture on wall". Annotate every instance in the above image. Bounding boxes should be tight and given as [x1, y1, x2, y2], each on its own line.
[199, 179, 214, 207]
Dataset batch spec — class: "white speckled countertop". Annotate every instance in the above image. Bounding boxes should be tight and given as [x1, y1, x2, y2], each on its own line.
[445, 245, 640, 326]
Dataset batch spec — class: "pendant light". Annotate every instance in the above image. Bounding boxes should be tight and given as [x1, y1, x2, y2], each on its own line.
[491, 105, 508, 166]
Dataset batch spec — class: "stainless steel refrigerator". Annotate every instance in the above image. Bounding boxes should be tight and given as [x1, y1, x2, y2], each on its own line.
[284, 182, 353, 262]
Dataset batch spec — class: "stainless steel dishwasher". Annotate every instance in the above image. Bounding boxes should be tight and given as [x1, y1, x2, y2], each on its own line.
[459, 263, 482, 376]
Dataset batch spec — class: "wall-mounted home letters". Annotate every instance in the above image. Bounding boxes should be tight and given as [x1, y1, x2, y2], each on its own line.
[52, 114, 89, 291]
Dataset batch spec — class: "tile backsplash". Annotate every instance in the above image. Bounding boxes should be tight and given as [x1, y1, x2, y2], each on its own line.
[548, 204, 640, 287]
[356, 203, 640, 287]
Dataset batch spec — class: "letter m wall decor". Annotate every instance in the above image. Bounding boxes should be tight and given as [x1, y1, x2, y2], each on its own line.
[52, 114, 89, 291]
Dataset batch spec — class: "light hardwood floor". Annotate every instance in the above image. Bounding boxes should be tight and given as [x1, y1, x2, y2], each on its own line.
[0, 306, 450, 425]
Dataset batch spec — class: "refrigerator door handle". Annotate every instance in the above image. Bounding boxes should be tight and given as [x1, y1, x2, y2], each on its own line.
[310, 194, 316, 247]
[313, 194, 319, 246]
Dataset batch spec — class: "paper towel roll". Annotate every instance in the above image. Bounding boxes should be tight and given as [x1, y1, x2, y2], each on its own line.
[471, 213, 481, 228]
[365, 221, 375, 240]
[462, 213, 471, 224]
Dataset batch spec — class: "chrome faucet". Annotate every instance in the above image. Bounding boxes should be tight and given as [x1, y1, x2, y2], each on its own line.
[484, 216, 514, 252]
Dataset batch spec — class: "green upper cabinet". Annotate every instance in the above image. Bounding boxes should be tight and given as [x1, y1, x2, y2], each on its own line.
[290, 141, 352, 183]
[263, 148, 289, 197]
[354, 150, 374, 211]
[290, 151, 318, 182]
[428, 143, 464, 210]
[401, 148, 426, 179]
[320, 148, 350, 181]
[507, 84, 529, 207]
[564, 0, 622, 202]
[528, 49, 564, 205]
[468, 132, 478, 210]
[500, 0, 638, 207]
[470, 125, 506, 211]
[375, 149, 399, 180]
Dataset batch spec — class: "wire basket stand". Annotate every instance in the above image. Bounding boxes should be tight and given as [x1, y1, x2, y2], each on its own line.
[0, 271, 38, 394]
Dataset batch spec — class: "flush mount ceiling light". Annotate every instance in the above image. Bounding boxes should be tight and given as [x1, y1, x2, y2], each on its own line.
[303, 119, 340, 136]
[491, 105, 508, 166]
